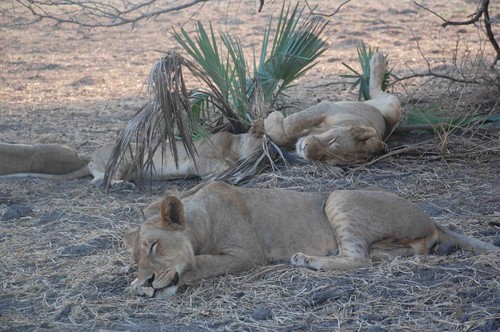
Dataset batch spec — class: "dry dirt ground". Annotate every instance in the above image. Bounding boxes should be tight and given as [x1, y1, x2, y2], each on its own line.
[1, 0, 500, 331]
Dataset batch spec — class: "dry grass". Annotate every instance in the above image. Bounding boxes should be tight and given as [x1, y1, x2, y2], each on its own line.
[1, 1, 500, 331]
[2, 132, 499, 331]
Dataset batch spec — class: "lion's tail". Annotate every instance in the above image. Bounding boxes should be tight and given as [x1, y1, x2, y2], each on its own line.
[0, 164, 90, 180]
[435, 223, 499, 252]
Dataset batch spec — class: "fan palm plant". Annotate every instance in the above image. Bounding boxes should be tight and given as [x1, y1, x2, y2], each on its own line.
[174, 2, 329, 131]
[103, 2, 329, 188]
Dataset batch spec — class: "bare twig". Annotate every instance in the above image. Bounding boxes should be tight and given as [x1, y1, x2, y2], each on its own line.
[414, 0, 500, 66]
[304, 0, 351, 18]
[13, 0, 210, 27]
[390, 72, 479, 85]
[390, 29, 482, 85]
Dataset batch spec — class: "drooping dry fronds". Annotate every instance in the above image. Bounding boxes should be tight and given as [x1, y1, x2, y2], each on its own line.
[104, 52, 197, 189]
[212, 135, 286, 185]
[103, 51, 247, 189]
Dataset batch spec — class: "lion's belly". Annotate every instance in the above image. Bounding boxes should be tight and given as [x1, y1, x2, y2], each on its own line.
[244, 190, 338, 261]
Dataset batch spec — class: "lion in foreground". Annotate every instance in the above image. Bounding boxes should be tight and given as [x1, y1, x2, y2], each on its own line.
[264, 52, 401, 165]
[124, 181, 499, 299]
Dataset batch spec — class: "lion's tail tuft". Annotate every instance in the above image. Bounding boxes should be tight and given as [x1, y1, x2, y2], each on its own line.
[435, 223, 500, 253]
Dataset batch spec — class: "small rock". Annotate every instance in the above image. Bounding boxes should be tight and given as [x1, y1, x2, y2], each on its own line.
[55, 304, 73, 321]
[86, 237, 114, 250]
[492, 237, 500, 247]
[61, 244, 94, 257]
[2, 204, 32, 220]
[303, 287, 355, 307]
[481, 319, 498, 332]
[40, 322, 51, 329]
[434, 241, 458, 256]
[38, 211, 66, 224]
[251, 307, 273, 321]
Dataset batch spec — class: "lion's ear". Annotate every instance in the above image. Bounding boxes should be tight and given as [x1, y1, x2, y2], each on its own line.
[350, 126, 377, 141]
[123, 229, 139, 249]
[159, 196, 187, 231]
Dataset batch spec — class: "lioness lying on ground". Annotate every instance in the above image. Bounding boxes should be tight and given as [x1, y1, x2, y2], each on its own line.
[89, 132, 261, 186]
[0, 143, 90, 179]
[0, 132, 261, 184]
[124, 181, 499, 299]
[264, 52, 401, 165]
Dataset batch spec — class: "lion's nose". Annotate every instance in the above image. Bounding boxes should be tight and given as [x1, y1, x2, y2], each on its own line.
[145, 274, 155, 287]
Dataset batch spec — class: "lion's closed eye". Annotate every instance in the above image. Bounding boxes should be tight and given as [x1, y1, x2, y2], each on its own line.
[328, 137, 337, 145]
[149, 241, 159, 255]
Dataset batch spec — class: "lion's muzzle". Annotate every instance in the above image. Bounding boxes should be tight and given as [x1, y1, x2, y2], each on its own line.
[130, 272, 180, 299]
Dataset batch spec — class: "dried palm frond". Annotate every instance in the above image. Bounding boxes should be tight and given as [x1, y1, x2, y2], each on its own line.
[103, 5, 330, 190]
[103, 52, 220, 189]
[213, 135, 307, 185]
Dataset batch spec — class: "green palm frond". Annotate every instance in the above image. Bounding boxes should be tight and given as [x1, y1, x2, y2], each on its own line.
[404, 105, 500, 130]
[174, 22, 251, 132]
[104, 3, 329, 188]
[175, 2, 328, 123]
[255, 2, 329, 105]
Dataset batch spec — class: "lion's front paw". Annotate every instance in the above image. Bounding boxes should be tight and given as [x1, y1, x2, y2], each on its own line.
[264, 111, 289, 145]
[291, 253, 320, 271]
[111, 180, 136, 190]
[130, 278, 155, 298]
[91, 177, 105, 188]
[291, 252, 310, 267]
[91, 178, 135, 190]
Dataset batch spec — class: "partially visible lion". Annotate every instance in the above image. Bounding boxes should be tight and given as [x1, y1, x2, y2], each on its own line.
[0, 132, 261, 184]
[0, 143, 90, 179]
[89, 132, 261, 186]
[264, 52, 401, 165]
[124, 181, 499, 299]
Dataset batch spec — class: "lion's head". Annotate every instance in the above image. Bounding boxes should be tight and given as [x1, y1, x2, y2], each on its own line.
[124, 196, 195, 298]
[295, 126, 383, 165]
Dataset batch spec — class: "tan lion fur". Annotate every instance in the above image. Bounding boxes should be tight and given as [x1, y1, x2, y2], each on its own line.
[264, 52, 401, 165]
[0, 132, 261, 184]
[0, 143, 90, 180]
[124, 182, 499, 298]
[89, 132, 261, 186]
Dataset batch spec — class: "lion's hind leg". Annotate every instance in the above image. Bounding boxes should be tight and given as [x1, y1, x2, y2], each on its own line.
[291, 248, 370, 271]
[370, 239, 431, 262]
[366, 52, 402, 129]
[291, 209, 371, 270]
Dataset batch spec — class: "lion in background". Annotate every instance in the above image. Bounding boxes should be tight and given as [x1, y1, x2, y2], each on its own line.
[0, 53, 400, 182]
[0, 143, 90, 179]
[264, 52, 401, 165]
[88, 132, 261, 186]
[124, 181, 499, 299]
[0, 132, 261, 184]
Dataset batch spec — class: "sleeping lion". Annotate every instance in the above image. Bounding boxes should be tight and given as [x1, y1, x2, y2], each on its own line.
[0, 132, 261, 184]
[264, 52, 401, 165]
[88, 132, 261, 186]
[0, 143, 90, 179]
[124, 181, 499, 299]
